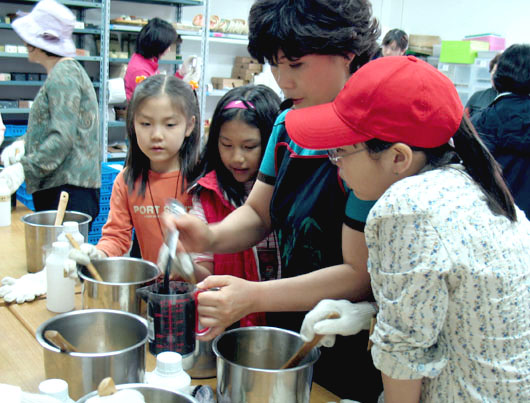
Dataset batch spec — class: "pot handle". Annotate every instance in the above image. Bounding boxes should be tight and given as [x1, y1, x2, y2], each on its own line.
[136, 286, 150, 301]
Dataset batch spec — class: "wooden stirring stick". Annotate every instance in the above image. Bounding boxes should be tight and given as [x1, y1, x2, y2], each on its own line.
[65, 233, 104, 282]
[44, 330, 78, 353]
[97, 377, 117, 397]
[281, 311, 340, 369]
[54, 191, 69, 226]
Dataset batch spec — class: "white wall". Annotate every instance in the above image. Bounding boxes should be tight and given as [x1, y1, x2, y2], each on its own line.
[374, 0, 529, 46]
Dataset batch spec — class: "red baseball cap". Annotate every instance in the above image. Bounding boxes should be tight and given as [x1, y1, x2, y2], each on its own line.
[286, 56, 463, 150]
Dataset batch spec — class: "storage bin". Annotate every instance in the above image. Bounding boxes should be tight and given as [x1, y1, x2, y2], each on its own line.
[464, 34, 505, 51]
[4, 124, 27, 138]
[440, 40, 490, 64]
[16, 182, 35, 211]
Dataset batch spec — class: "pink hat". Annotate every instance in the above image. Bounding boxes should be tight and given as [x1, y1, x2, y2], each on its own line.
[12, 0, 76, 57]
[286, 56, 463, 150]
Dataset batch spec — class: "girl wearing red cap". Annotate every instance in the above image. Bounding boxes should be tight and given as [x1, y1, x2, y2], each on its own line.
[291, 56, 530, 402]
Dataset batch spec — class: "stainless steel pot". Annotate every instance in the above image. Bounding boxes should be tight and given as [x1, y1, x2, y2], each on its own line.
[187, 339, 216, 379]
[36, 309, 148, 400]
[213, 326, 320, 403]
[21, 210, 91, 272]
[76, 384, 199, 403]
[78, 257, 160, 315]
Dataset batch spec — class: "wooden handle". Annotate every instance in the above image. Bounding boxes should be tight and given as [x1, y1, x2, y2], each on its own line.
[54, 191, 69, 226]
[97, 377, 117, 397]
[65, 233, 104, 282]
[44, 330, 78, 352]
[281, 311, 340, 369]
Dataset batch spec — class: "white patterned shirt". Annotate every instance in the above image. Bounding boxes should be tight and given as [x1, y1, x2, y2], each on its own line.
[366, 165, 530, 402]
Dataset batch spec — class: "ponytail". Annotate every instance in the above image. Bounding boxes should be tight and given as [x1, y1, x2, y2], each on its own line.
[364, 114, 517, 222]
[453, 115, 516, 221]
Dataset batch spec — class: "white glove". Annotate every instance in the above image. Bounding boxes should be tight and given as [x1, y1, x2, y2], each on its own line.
[0, 162, 24, 195]
[157, 243, 195, 280]
[63, 258, 78, 280]
[178, 55, 201, 84]
[0, 269, 47, 304]
[301, 300, 377, 348]
[68, 243, 106, 266]
[0, 114, 5, 146]
[1, 140, 25, 166]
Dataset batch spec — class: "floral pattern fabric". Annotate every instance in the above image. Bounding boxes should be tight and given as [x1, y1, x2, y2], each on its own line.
[366, 165, 530, 402]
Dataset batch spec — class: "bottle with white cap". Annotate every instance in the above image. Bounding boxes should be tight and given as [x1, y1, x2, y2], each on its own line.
[45, 241, 75, 313]
[144, 351, 192, 394]
[39, 379, 75, 403]
[57, 221, 84, 246]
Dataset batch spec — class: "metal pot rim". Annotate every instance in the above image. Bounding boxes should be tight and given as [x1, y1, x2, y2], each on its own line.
[78, 257, 161, 285]
[21, 210, 93, 228]
[212, 326, 320, 372]
[35, 309, 148, 357]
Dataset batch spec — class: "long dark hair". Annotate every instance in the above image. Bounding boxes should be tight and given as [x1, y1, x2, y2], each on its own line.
[248, 0, 380, 74]
[189, 84, 281, 206]
[365, 115, 517, 221]
[124, 74, 200, 196]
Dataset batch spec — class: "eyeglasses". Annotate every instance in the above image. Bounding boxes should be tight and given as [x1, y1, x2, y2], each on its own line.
[327, 148, 366, 164]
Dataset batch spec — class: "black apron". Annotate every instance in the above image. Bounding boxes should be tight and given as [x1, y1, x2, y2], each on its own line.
[268, 129, 382, 402]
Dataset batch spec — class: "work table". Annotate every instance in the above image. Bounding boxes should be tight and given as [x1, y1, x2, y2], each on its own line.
[0, 205, 340, 402]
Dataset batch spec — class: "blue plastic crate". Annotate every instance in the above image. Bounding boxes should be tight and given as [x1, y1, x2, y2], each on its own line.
[101, 162, 123, 183]
[16, 182, 35, 211]
[5, 125, 27, 138]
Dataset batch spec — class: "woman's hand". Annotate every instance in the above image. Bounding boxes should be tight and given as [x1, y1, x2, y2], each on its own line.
[195, 275, 259, 340]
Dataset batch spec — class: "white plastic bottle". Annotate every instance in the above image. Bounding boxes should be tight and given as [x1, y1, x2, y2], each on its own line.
[57, 221, 84, 246]
[145, 351, 192, 395]
[39, 379, 75, 403]
[45, 241, 75, 313]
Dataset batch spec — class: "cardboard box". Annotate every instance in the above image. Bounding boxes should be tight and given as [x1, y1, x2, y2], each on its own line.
[211, 77, 246, 89]
[234, 56, 259, 64]
[408, 34, 442, 56]
[18, 100, 33, 108]
[231, 67, 257, 81]
[233, 62, 262, 72]
[440, 40, 489, 64]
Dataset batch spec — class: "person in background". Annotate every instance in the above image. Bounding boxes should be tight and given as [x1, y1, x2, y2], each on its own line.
[69, 75, 200, 266]
[0, 114, 5, 146]
[289, 56, 530, 403]
[381, 28, 408, 56]
[0, 0, 100, 221]
[171, 84, 281, 328]
[465, 52, 501, 118]
[162, 0, 382, 400]
[471, 44, 530, 218]
[124, 17, 200, 101]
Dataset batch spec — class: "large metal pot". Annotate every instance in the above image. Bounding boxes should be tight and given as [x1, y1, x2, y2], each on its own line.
[213, 326, 320, 403]
[187, 339, 217, 379]
[78, 257, 160, 315]
[36, 309, 148, 400]
[22, 210, 91, 272]
[76, 384, 199, 403]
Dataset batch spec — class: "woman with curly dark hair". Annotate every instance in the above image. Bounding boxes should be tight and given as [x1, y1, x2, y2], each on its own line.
[163, 1, 382, 399]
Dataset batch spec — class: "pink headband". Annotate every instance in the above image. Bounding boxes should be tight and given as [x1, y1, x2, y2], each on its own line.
[224, 100, 255, 110]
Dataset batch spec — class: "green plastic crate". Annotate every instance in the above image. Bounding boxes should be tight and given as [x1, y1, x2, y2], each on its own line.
[440, 40, 490, 64]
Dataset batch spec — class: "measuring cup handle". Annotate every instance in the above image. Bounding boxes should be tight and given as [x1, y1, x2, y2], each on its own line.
[194, 289, 211, 336]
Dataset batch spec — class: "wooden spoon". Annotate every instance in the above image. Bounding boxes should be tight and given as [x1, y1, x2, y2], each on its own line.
[54, 191, 69, 226]
[44, 330, 78, 353]
[97, 377, 117, 397]
[281, 311, 340, 369]
[65, 233, 104, 282]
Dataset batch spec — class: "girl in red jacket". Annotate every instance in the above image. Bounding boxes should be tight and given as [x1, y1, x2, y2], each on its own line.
[188, 84, 281, 327]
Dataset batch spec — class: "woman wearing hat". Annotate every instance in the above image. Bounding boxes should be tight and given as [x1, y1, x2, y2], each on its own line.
[291, 56, 530, 402]
[0, 0, 100, 221]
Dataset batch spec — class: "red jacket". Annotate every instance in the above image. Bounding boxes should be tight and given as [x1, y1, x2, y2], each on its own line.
[197, 171, 266, 327]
